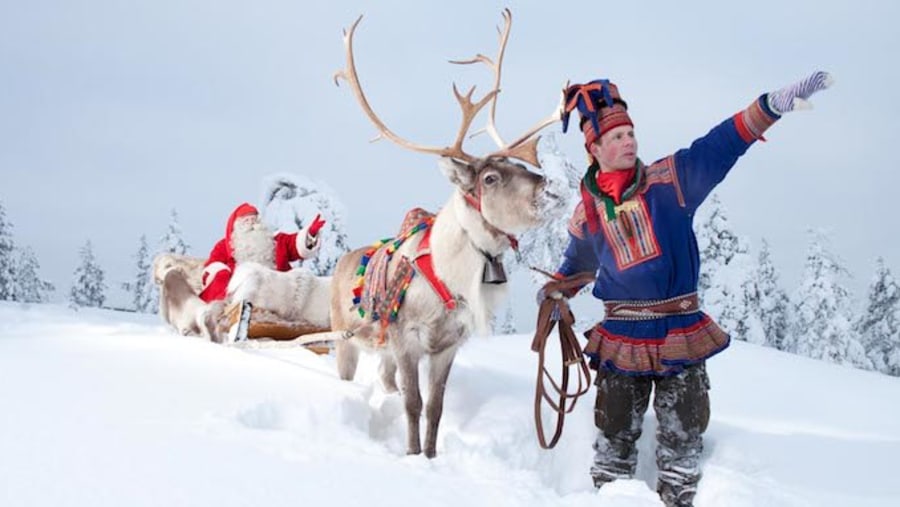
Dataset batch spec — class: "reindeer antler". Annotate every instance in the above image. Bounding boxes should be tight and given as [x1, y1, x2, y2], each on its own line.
[335, 11, 563, 168]
[334, 15, 498, 163]
[451, 9, 564, 168]
[449, 9, 513, 149]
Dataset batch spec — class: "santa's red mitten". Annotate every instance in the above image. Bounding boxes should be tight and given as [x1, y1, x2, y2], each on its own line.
[308, 214, 326, 237]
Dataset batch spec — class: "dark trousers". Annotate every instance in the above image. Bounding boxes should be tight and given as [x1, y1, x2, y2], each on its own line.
[591, 362, 710, 506]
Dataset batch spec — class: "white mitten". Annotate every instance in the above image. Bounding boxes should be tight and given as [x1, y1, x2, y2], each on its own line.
[768, 71, 833, 114]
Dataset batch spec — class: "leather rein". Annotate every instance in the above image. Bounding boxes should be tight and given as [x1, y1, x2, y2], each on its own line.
[530, 270, 597, 449]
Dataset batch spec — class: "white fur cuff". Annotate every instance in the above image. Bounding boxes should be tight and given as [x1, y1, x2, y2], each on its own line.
[296, 231, 321, 259]
[202, 262, 231, 288]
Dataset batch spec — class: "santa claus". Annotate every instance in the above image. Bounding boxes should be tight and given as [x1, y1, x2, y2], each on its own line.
[199, 202, 325, 302]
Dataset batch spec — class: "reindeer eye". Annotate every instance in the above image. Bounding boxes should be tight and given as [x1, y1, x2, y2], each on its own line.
[483, 173, 500, 186]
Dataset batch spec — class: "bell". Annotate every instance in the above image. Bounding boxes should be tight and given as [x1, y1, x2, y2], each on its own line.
[482, 256, 508, 284]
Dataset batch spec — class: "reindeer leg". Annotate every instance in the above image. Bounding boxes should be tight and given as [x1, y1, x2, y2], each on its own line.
[379, 355, 399, 393]
[396, 351, 423, 455]
[335, 341, 359, 381]
[424, 346, 458, 458]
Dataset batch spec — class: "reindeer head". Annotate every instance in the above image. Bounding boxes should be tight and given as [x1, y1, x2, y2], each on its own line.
[438, 156, 547, 236]
[334, 9, 564, 241]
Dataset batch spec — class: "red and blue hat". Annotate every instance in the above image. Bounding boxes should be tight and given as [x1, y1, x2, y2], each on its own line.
[562, 79, 633, 152]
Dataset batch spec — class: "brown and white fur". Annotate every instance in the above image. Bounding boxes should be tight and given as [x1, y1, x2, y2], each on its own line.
[227, 263, 331, 329]
[152, 253, 222, 342]
[330, 157, 557, 458]
[152, 253, 204, 294]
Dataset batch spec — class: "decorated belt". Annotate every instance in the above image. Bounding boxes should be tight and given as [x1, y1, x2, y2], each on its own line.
[603, 293, 700, 321]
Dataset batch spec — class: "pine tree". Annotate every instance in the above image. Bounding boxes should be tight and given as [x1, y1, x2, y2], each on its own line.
[305, 191, 351, 276]
[69, 240, 107, 309]
[260, 173, 351, 276]
[755, 239, 791, 350]
[695, 194, 762, 343]
[122, 235, 154, 313]
[13, 246, 55, 303]
[789, 229, 869, 369]
[857, 257, 900, 375]
[733, 260, 767, 345]
[514, 134, 581, 287]
[498, 304, 517, 335]
[160, 209, 190, 255]
[0, 201, 16, 301]
[696, 194, 742, 298]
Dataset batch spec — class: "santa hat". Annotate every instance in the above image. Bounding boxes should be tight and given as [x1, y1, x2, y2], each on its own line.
[225, 203, 259, 254]
[561, 79, 633, 153]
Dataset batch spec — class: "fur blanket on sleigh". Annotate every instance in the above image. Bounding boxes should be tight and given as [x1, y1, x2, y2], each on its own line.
[152, 253, 331, 341]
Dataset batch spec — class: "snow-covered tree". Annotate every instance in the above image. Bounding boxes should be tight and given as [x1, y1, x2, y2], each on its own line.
[69, 240, 107, 309]
[695, 194, 762, 343]
[493, 303, 518, 335]
[122, 235, 155, 313]
[789, 229, 869, 369]
[732, 260, 767, 345]
[755, 239, 791, 350]
[696, 194, 743, 297]
[13, 246, 54, 303]
[260, 173, 351, 276]
[514, 134, 581, 286]
[857, 257, 900, 375]
[159, 209, 190, 255]
[0, 201, 16, 301]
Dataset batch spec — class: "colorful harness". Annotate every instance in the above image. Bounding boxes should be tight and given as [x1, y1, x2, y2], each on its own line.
[352, 208, 456, 345]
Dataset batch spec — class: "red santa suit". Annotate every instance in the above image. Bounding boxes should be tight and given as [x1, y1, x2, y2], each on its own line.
[199, 203, 318, 302]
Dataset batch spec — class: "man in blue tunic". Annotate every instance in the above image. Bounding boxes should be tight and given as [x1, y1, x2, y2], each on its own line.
[545, 72, 831, 506]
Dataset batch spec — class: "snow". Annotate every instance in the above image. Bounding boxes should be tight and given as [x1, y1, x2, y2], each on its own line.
[2, 301, 900, 506]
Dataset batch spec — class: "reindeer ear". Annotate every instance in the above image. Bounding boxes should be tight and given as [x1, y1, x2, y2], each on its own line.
[438, 157, 477, 191]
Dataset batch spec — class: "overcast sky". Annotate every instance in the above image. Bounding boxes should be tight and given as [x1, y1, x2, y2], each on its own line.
[2, 0, 898, 306]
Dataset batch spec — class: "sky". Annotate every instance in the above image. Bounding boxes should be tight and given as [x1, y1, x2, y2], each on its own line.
[2, 0, 899, 307]
[2, 301, 900, 506]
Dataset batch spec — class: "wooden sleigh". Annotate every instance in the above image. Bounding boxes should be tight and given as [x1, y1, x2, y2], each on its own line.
[221, 300, 336, 355]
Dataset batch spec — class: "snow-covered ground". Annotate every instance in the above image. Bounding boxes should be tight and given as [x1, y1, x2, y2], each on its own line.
[1, 302, 899, 506]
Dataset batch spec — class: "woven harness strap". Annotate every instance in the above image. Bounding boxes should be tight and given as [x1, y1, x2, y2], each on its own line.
[414, 227, 457, 311]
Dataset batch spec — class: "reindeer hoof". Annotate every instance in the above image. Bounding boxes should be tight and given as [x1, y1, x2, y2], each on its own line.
[424, 448, 437, 459]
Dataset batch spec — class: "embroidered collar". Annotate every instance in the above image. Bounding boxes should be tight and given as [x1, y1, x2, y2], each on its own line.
[583, 160, 645, 221]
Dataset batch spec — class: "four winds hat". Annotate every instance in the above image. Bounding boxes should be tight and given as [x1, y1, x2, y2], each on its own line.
[561, 79, 633, 155]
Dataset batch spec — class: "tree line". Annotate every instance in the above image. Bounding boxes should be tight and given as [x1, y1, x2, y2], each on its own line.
[695, 194, 900, 377]
[3, 158, 898, 377]
[0, 202, 189, 312]
[0, 201, 55, 304]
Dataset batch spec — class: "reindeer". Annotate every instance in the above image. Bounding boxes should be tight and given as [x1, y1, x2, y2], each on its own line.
[152, 253, 224, 342]
[331, 10, 563, 458]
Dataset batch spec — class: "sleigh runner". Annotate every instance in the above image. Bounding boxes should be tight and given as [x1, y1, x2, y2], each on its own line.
[221, 299, 334, 354]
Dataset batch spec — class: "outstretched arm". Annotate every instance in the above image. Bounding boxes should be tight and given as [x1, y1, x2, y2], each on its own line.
[672, 71, 832, 211]
[278, 213, 327, 262]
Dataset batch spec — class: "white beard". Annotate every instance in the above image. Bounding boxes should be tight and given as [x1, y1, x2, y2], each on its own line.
[231, 219, 276, 268]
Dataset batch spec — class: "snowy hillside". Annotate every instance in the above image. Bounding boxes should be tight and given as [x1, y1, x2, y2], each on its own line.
[1, 302, 899, 506]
